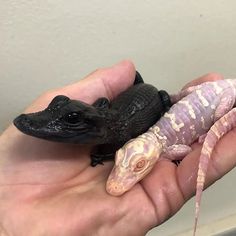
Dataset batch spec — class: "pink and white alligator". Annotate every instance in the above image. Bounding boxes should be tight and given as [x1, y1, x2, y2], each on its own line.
[106, 79, 236, 235]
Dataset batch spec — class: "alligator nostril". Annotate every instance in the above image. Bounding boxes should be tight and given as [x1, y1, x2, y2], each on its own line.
[21, 115, 28, 122]
[21, 114, 30, 123]
[13, 114, 31, 128]
[106, 180, 124, 196]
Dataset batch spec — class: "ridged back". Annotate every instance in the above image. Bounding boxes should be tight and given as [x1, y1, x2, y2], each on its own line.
[111, 83, 166, 138]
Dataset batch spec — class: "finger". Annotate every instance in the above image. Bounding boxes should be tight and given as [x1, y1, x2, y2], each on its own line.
[63, 60, 136, 102]
[141, 128, 236, 225]
[182, 73, 224, 90]
[26, 60, 136, 112]
[140, 160, 185, 224]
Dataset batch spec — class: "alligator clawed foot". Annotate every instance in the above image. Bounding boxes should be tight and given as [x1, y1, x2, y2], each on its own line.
[172, 160, 181, 166]
[90, 156, 105, 167]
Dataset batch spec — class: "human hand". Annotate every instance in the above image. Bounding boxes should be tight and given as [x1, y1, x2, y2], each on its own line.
[106, 72, 236, 229]
[0, 62, 235, 236]
[0, 61, 153, 236]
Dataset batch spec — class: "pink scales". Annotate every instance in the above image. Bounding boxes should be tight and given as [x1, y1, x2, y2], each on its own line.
[106, 79, 236, 236]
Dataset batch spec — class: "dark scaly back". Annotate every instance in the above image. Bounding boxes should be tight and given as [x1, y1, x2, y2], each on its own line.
[110, 83, 170, 140]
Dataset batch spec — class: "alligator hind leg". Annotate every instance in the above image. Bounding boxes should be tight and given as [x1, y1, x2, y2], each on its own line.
[134, 71, 144, 84]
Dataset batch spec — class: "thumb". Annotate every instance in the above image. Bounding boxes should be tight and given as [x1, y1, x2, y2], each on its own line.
[26, 60, 136, 112]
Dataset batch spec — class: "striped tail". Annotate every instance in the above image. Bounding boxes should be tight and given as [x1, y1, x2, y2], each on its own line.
[193, 107, 236, 236]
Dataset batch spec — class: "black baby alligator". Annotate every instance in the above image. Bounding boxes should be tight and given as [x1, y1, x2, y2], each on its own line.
[14, 72, 171, 166]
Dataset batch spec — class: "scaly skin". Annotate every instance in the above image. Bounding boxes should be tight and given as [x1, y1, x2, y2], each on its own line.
[106, 79, 236, 236]
[13, 72, 171, 167]
[194, 108, 236, 235]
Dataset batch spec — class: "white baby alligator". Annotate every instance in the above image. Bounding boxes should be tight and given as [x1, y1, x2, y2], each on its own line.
[106, 78, 236, 236]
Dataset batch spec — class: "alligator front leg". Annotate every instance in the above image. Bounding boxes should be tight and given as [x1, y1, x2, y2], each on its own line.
[90, 143, 123, 167]
[90, 153, 115, 167]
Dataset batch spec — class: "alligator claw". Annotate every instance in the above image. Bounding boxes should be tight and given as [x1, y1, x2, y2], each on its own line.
[172, 160, 181, 166]
[90, 159, 104, 167]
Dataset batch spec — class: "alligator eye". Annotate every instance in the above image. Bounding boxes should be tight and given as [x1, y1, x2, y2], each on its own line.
[64, 112, 81, 124]
[134, 159, 146, 172]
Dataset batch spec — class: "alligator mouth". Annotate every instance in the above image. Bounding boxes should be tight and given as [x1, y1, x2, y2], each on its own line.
[14, 114, 40, 133]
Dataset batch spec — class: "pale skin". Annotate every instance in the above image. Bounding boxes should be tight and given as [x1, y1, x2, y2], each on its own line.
[0, 61, 236, 236]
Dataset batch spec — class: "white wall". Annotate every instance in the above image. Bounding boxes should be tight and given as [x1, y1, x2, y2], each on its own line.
[1, 1, 236, 235]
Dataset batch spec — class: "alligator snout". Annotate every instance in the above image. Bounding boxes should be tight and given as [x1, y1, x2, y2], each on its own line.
[14, 114, 33, 130]
[14, 112, 50, 134]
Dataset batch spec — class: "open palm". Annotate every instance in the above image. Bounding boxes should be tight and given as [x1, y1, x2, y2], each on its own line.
[0, 61, 236, 236]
